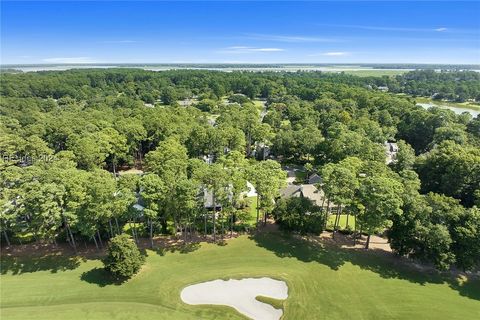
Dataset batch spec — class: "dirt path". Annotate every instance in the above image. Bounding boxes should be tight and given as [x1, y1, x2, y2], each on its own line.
[319, 231, 392, 252]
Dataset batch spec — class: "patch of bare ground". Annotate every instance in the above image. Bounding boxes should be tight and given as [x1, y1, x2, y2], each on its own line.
[0, 231, 242, 259]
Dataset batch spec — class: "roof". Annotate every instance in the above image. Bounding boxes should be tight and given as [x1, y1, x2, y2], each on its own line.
[280, 183, 339, 208]
[133, 204, 145, 211]
[279, 184, 302, 199]
[385, 142, 399, 164]
[299, 184, 325, 206]
[308, 173, 322, 185]
[203, 188, 222, 210]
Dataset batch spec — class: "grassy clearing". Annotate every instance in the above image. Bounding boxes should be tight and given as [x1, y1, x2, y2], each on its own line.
[242, 196, 258, 227]
[294, 170, 307, 184]
[415, 96, 480, 111]
[327, 214, 356, 230]
[1, 233, 479, 320]
[253, 99, 264, 110]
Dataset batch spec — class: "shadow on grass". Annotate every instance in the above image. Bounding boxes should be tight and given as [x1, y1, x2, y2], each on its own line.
[449, 277, 480, 301]
[80, 267, 126, 287]
[251, 231, 480, 301]
[153, 242, 201, 256]
[0, 254, 84, 275]
[251, 232, 346, 270]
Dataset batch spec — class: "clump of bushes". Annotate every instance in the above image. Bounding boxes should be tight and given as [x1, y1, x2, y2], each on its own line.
[102, 234, 145, 279]
[273, 197, 325, 234]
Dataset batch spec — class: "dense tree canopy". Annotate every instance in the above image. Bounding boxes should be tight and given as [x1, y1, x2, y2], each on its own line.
[1, 68, 479, 271]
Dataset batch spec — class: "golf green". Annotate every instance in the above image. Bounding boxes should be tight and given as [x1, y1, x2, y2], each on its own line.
[1, 233, 479, 319]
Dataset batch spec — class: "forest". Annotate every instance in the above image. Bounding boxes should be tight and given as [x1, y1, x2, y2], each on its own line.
[1, 68, 479, 271]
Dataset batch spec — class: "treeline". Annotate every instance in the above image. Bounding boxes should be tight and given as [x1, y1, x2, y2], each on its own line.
[1, 69, 479, 270]
[383, 70, 480, 101]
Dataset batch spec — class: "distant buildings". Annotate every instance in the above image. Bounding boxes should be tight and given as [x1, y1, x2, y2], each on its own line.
[385, 141, 399, 164]
[378, 86, 389, 92]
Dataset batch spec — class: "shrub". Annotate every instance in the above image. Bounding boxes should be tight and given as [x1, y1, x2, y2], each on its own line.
[273, 197, 325, 234]
[102, 234, 145, 279]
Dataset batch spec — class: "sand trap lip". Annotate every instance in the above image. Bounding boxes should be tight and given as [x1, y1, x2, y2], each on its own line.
[180, 277, 288, 320]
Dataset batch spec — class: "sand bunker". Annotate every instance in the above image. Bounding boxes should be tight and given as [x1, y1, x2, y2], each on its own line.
[180, 277, 288, 320]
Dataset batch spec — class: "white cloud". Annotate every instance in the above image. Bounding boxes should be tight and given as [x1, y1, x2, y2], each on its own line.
[100, 40, 138, 44]
[245, 34, 339, 43]
[43, 57, 97, 64]
[318, 24, 453, 33]
[310, 52, 349, 57]
[220, 46, 285, 53]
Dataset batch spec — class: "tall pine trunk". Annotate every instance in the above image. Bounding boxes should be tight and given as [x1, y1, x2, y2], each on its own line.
[212, 190, 217, 242]
[221, 213, 224, 240]
[109, 219, 114, 237]
[246, 131, 252, 157]
[256, 195, 260, 226]
[115, 217, 120, 234]
[230, 212, 234, 238]
[96, 230, 104, 248]
[149, 218, 154, 249]
[325, 200, 331, 229]
[204, 212, 207, 238]
[92, 235, 99, 251]
[112, 155, 117, 176]
[64, 215, 77, 253]
[353, 214, 357, 245]
[365, 234, 371, 249]
[3, 230, 10, 246]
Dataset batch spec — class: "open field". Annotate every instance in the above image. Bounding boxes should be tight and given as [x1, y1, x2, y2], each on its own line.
[414, 96, 480, 112]
[1, 232, 479, 320]
[339, 69, 408, 77]
[327, 214, 356, 230]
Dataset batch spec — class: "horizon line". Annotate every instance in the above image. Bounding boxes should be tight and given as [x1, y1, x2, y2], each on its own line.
[2, 62, 480, 66]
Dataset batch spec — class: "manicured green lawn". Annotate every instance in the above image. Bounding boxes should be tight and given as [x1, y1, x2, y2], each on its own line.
[414, 96, 480, 111]
[1, 233, 479, 320]
[246, 196, 258, 225]
[327, 214, 356, 230]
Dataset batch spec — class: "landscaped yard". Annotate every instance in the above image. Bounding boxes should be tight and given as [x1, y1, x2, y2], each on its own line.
[1, 232, 479, 320]
[327, 214, 356, 230]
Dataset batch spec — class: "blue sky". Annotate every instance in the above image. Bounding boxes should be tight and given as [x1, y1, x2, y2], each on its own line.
[1, 1, 479, 64]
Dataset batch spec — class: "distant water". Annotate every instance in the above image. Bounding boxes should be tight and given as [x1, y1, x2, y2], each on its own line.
[417, 103, 479, 117]
[4, 65, 119, 72]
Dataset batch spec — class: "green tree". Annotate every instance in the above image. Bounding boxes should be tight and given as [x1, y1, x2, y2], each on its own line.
[321, 157, 362, 236]
[391, 140, 415, 172]
[247, 160, 286, 226]
[161, 86, 177, 105]
[103, 234, 145, 279]
[273, 197, 325, 234]
[357, 175, 404, 249]
[140, 173, 165, 246]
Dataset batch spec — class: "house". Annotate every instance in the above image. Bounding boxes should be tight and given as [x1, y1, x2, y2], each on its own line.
[280, 184, 326, 207]
[283, 166, 298, 185]
[307, 173, 322, 185]
[280, 183, 340, 210]
[253, 142, 271, 160]
[241, 181, 257, 198]
[202, 188, 223, 211]
[378, 86, 389, 92]
[385, 141, 399, 164]
[202, 154, 214, 164]
[280, 184, 302, 199]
